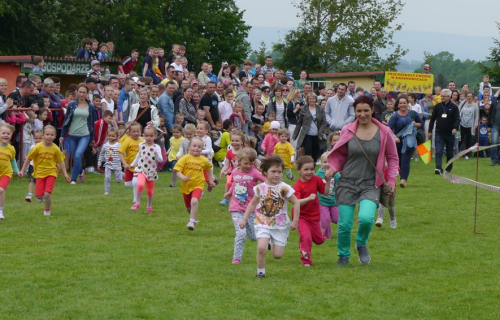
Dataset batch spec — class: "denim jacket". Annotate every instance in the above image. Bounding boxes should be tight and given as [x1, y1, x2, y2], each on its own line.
[158, 92, 174, 131]
[61, 100, 96, 139]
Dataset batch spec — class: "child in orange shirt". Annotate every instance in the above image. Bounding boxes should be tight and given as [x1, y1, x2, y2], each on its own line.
[118, 122, 144, 203]
[19, 125, 70, 216]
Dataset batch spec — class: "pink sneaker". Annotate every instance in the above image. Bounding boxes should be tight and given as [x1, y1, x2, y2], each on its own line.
[147, 207, 153, 213]
[232, 259, 241, 265]
[131, 203, 140, 211]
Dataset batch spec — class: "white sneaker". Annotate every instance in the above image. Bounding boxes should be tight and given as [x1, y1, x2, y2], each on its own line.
[0, 211, 4, 220]
[187, 220, 196, 230]
[465, 156, 469, 160]
[43, 211, 51, 216]
[390, 216, 397, 229]
[375, 217, 383, 227]
[104, 192, 109, 195]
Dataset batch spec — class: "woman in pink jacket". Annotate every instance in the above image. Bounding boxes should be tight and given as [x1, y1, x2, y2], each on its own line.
[328, 95, 398, 266]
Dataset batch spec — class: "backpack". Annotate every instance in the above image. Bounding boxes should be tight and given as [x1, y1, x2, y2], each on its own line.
[211, 131, 222, 153]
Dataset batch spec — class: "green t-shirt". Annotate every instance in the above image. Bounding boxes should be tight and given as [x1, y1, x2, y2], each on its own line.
[214, 130, 231, 163]
[69, 107, 90, 137]
[316, 168, 340, 206]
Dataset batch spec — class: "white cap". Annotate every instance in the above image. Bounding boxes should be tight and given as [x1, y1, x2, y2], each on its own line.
[270, 121, 280, 130]
[132, 76, 139, 83]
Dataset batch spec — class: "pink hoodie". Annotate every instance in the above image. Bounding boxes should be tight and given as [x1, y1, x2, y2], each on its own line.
[328, 118, 399, 187]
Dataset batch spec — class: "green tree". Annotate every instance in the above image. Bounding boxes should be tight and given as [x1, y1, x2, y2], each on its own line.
[274, 0, 407, 73]
[248, 42, 267, 65]
[479, 22, 500, 85]
[415, 51, 486, 92]
[272, 28, 323, 76]
[0, 0, 250, 71]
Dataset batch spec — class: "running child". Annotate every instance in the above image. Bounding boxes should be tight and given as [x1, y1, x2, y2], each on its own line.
[174, 137, 215, 230]
[167, 124, 184, 186]
[263, 112, 275, 135]
[316, 152, 341, 239]
[98, 128, 123, 195]
[292, 155, 332, 266]
[219, 130, 245, 205]
[118, 122, 144, 203]
[273, 129, 295, 180]
[239, 155, 300, 278]
[174, 123, 196, 187]
[375, 166, 397, 229]
[130, 126, 163, 213]
[223, 148, 266, 264]
[261, 121, 280, 156]
[197, 121, 216, 184]
[0, 124, 19, 220]
[25, 130, 43, 202]
[19, 125, 70, 216]
[156, 115, 168, 171]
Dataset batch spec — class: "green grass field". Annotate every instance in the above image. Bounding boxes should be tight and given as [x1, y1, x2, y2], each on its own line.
[1, 157, 500, 320]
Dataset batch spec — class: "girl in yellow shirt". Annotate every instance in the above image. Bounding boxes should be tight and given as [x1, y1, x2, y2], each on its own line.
[118, 122, 144, 203]
[0, 124, 19, 220]
[174, 137, 215, 231]
[19, 125, 70, 216]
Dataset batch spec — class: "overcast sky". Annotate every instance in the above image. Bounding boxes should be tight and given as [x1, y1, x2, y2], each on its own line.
[235, 0, 500, 38]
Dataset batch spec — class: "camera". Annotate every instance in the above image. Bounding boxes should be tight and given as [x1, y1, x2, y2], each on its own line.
[222, 61, 228, 67]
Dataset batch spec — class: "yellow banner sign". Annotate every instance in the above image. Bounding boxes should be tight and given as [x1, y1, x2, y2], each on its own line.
[384, 72, 434, 94]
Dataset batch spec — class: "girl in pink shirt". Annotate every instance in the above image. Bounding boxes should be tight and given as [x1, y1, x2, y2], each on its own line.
[223, 148, 266, 265]
[261, 121, 280, 156]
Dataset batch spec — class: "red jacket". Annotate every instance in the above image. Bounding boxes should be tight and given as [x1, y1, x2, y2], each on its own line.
[94, 119, 108, 147]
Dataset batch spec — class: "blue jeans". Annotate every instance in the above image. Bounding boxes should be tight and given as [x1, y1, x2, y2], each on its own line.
[396, 143, 414, 180]
[491, 125, 500, 163]
[435, 134, 455, 172]
[68, 134, 90, 182]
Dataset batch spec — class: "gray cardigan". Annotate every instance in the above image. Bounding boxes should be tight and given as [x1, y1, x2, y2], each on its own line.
[292, 104, 327, 148]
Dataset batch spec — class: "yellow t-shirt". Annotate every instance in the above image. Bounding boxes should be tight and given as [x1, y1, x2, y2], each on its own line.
[263, 122, 271, 133]
[119, 134, 129, 144]
[0, 144, 16, 178]
[169, 136, 185, 162]
[118, 135, 144, 172]
[174, 154, 213, 194]
[274, 141, 295, 169]
[28, 143, 65, 178]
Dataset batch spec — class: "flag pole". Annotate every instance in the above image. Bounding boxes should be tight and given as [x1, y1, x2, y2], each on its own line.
[473, 126, 483, 235]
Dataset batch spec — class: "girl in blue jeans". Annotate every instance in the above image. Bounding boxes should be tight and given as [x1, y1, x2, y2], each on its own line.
[60, 83, 96, 184]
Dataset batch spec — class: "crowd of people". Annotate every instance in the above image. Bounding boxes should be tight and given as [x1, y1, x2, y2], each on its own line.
[0, 43, 499, 277]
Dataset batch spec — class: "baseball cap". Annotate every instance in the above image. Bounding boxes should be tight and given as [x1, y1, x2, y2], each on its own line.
[132, 76, 139, 83]
[191, 79, 199, 86]
[91, 60, 100, 67]
[270, 121, 280, 130]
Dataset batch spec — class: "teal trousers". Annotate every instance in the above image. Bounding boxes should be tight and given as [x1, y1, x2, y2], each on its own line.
[337, 200, 377, 258]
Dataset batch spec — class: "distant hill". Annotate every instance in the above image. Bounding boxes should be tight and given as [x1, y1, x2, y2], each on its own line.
[247, 27, 494, 64]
